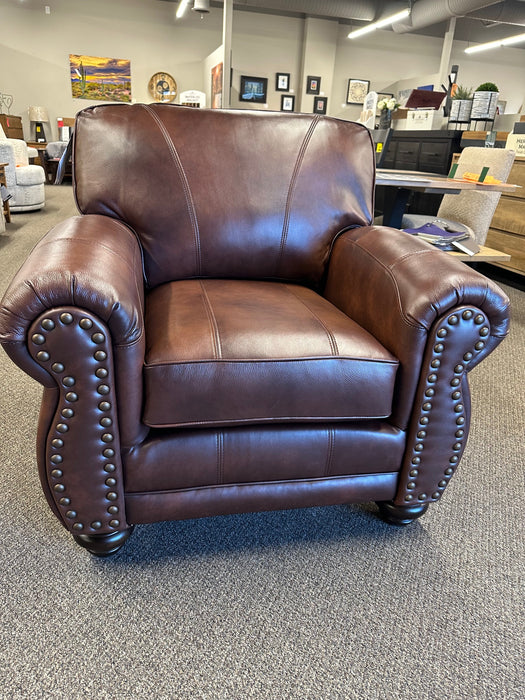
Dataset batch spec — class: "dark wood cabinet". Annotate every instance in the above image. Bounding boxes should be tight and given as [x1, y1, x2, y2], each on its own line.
[485, 156, 525, 277]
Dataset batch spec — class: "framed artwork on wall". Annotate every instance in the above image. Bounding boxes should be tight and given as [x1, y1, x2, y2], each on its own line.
[306, 76, 321, 95]
[276, 73, 290, 92]
[346, 78, 370, 104]
[148, 72, 178, 103]
[240, 75, 268, 103]
[313, 96, 327, 114]
[280, 94, 295, 112]
[70, 54, 131, 102]
[211, 63, 223, 109]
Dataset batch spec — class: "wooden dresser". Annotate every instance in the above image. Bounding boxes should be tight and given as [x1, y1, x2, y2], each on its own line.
[0, 114, 24, 139]
[485, 156, 525, 277]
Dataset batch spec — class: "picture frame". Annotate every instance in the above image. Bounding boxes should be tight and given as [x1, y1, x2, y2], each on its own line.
[70, 54, 132, 103]
[306, 75, 321, 95]
[275, 72, 290, 92]
[313, 96, 327, 115]
[346, 78, 370, 105]
[211, 63, 223, 109]
[280, 94, 295, 112]
[239, 75, 268, 103]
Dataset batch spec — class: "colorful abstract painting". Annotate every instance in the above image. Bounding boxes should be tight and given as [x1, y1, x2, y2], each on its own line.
[70, 54, 131, 102]
[211, 63, 223, 109]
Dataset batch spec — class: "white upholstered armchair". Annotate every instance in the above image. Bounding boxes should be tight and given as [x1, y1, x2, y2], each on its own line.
[0, 125, 45, 212]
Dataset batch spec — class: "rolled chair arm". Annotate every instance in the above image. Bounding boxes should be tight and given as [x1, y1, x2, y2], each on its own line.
[0, 215, 146, 540]
[325, 226, 510, 508]
[325, 226, 509, 399]
[0, 214, 145, 385]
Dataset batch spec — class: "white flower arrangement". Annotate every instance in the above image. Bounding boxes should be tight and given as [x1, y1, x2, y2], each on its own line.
[377, 97, 400, 112]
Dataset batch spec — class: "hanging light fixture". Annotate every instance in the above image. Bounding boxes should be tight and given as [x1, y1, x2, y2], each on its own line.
[192, 0, 210, 14]
[465, 32, 525, 54]
[347, 8, 410, 40]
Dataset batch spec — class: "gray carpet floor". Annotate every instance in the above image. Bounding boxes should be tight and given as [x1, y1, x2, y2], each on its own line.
[0, 185, 523, 699]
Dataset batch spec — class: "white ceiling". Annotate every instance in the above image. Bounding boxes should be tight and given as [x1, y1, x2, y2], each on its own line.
[198, 0, 525, 48]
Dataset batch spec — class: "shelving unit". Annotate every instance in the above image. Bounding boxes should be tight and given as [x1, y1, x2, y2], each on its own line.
[448, 118, 495, 131]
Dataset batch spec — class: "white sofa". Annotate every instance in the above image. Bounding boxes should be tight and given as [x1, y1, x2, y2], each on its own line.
[0, 125, 45, 212]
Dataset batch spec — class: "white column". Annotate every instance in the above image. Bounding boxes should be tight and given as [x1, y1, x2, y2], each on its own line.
[222, 0, 233, 108]
[438, 17, 457, 90]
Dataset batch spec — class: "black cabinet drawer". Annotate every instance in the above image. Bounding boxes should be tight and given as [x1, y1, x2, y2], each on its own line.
[382, 141, 397, 168]
[395, 142, 420, 167]
[419, 141, 450, 172]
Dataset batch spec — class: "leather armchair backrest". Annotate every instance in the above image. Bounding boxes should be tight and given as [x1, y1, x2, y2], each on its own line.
[73, 104, 375, 288]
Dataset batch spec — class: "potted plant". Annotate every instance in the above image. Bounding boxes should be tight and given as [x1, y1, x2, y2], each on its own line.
[450, 85, 473, 122]
[472, 82, 499, 120]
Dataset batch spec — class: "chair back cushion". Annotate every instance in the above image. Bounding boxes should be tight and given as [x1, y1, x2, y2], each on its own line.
[73, 104, 375, 288]
[438, 146, 516, 243]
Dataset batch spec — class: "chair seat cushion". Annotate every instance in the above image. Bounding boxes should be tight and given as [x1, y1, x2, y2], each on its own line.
[15, 164, 46, 186]
[143, 280, 399, 428]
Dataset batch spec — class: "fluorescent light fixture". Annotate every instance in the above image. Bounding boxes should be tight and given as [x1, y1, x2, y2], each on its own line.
[465, 32, 525, 53]
[348, 9, 410, 39]
[176, 0, 190, 19]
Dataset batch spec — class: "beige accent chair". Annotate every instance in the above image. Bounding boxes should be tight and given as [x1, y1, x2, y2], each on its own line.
[401, 147, 516, 245]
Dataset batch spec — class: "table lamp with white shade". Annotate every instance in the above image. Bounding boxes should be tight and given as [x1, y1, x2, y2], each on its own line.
[28, 106, 49, 143]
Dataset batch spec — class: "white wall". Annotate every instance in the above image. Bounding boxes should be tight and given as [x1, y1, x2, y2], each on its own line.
[0, 0, 523, 141]
[450, 41, 525, 114]
[0, 0, 223, 140]
[229, 11, 303, 111]
[332, 26, 447, 122]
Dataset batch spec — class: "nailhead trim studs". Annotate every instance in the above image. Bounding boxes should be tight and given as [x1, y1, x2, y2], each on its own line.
[403, 308, 490, 504]
[29, 309, 124, 535]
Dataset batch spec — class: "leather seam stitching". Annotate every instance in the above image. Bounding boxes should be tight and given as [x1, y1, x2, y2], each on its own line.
[199, 280, 222, 359]
[142, 104, 202, 274]
[337, 236, 427, 330]
[284, 284, 339, 355]
[324, 427, 335, 477]
[143, 357, 399, 367]
[125, 472, 397, 496]
[216, 431, 224, 485]
[278, 115, 320, 273]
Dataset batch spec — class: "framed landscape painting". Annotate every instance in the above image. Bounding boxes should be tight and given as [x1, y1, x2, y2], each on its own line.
[70, 54, 131, 102]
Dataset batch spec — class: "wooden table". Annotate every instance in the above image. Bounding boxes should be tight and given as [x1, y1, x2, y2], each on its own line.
[447, 244, 511, 263]
[376, 169, 520, 228]
[25, 141, 48, 169]
[0, 162, 11, 223]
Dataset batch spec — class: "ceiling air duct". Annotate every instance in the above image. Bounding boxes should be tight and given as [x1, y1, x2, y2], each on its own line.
[224, 1, 376, 22]
[392, 0, 502, 32]
[466, 0, 525, 26]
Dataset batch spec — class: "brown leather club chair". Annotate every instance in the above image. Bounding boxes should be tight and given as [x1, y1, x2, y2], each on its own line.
[0, 104, 510, 555]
